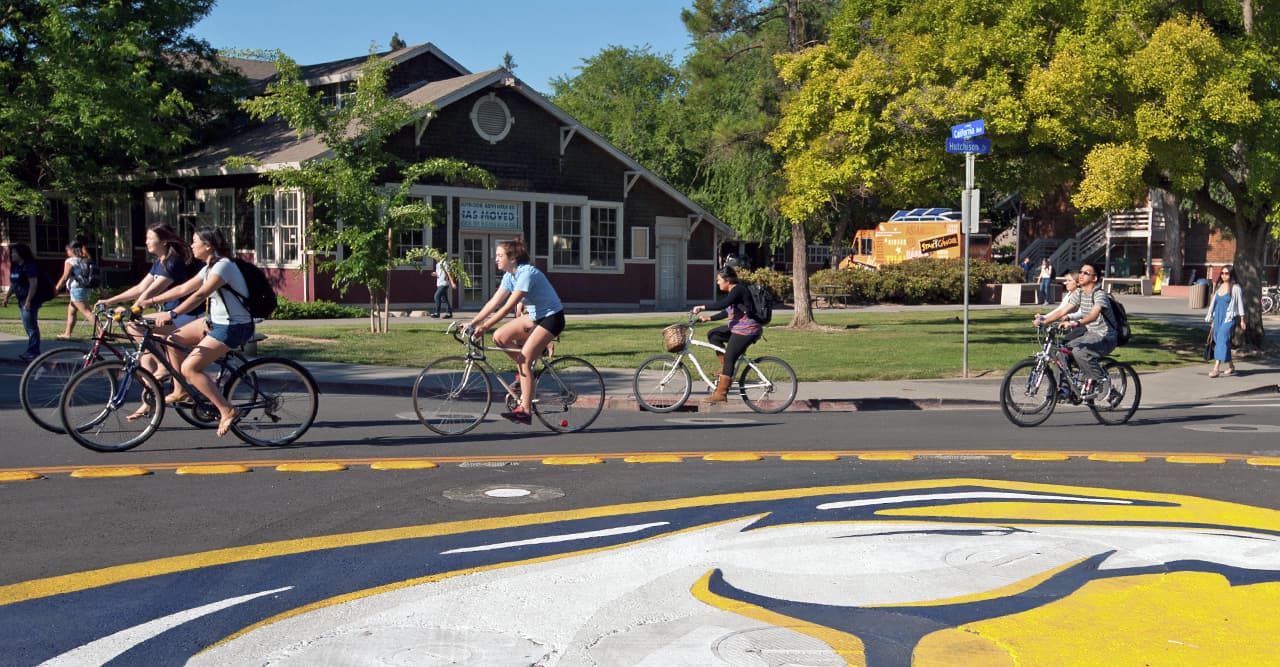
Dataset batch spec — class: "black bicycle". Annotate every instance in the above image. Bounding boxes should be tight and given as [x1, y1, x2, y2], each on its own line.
[1000, 323, 1141, 427]
[20, 305, 248, 433]
[58, 309, 318, 451]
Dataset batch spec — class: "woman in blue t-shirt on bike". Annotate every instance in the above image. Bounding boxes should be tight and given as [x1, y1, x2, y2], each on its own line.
[467, 237, 565, 425]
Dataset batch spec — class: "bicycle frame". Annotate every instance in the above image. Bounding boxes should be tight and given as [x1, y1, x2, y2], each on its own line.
[670, 316, 770, 391]
[453, 324, 561, 406]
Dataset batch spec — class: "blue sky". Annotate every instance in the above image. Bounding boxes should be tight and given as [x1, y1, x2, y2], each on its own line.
[191, 0, 695, 93]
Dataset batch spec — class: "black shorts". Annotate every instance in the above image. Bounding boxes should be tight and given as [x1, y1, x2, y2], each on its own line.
[534, 310, 566, 336]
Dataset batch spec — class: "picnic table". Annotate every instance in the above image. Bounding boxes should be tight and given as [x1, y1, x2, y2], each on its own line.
[814, 284, 854, 307]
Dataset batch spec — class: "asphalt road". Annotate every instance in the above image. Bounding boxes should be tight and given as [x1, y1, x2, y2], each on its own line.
[4, 365, 1280, 665]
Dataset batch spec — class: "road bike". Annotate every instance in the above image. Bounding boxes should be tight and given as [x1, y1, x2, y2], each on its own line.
[19, 305, 249, 433]
[58, 309, 318, 451]
[1000, 323, 1141, 427]
[632, 313, 798, 413]
[412, 321, 605, 435]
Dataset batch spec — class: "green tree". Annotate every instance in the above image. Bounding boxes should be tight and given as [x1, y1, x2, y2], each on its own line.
[389, 32, 406, 50]
[0, 0, 240, 218]
[772, 0, 1276, 345]
[234, 50, 493, 332]
[550, 46, 694, 186]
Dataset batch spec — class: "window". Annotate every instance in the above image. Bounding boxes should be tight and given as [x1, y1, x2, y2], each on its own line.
[807, 245, 831, 265]
[102, 201, 131, 260]
[552, 204, 581, 268]
[470, 93, 513, 144]
[255, 189, 303, 266]
[394, 196, 447, 267]
[319, 81, 355, 109]
[590, 207, 618, 268]
[859, 237, 873, 256]
[145, 191, 184, 238]
[212, 190, 238, 253]
[551, 202, 623, 272]
[631, 227, 650, 260]
[33, 199, 71, 255]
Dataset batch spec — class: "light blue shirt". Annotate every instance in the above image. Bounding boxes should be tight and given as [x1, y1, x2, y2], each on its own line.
[500, 263, 562, 321]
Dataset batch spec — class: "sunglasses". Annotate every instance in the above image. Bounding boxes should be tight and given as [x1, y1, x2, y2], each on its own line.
[1079, 271, 1094, 277]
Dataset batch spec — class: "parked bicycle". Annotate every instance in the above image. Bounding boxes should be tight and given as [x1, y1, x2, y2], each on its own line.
[1000, 322, 1141, 426]
[633, 313, 798, 413]
[412, 321, 605, 435]
[58, 308, 318, 451]
[1262, 285, 1278, 315]
[20, 305, 248, 433]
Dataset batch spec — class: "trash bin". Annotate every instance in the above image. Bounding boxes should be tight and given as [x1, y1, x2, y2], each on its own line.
[1188, 281, 1210, 309]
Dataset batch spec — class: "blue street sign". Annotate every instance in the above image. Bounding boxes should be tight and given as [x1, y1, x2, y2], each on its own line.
[950, 119, 985, 140]
[946, 137, 991, 154]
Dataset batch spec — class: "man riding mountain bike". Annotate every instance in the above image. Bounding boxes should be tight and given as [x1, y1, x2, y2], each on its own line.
[1033, 262, 1117, 400]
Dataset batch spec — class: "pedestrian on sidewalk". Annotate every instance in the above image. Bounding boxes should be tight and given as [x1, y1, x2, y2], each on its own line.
[1037, 258, 1054, 305]
[2, 243, 51, 361]
[431, 256, 456, 318]
[1205, 265, 1243, 378]
[53, 239, 95, 339]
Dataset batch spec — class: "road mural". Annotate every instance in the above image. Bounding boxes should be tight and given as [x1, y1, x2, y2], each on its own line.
[4, 478, 1280, 665]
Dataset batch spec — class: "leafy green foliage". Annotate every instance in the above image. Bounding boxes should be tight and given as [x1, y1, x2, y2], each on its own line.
[272, 298, 367, 320]
[737, 267, 793, 303]
[232, 50, 494, 330]
[811, 258, 1024, 304]
[0, 1, 242, 217]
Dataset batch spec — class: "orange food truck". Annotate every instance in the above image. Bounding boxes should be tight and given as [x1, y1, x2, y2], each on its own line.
[839, 208, 990, 269]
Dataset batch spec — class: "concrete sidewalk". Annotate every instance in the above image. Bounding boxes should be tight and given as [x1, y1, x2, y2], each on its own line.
[3, 295, 1277, 411]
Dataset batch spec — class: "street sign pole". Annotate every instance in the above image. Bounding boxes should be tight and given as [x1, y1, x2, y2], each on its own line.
[962, 151, 975, 378]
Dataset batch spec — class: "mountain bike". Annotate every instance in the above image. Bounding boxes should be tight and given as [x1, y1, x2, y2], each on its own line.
[632, 313, 798, 413]
[20, 305, 248, 433]
[412, 321, 605, 435]
[1000, 323, 1141, 427]
[58, 309, 318, 451]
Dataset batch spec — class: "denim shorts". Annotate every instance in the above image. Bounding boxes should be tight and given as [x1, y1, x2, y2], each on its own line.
[206, 320, 255, 348]
[68, 287, 91, 303]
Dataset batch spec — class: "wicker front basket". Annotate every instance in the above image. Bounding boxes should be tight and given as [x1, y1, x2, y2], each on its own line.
[662, 324, 688, 352]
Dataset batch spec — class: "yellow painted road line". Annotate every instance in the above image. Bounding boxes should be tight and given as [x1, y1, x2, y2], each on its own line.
[703, 453, 762, 462]
[781, 453, 840, 461]
[370, 460, 438, 470]
[275, 462, 347, 473]
[1165, 455, 1228, 465]
[1011, 452, 1072, 461]
[858, 453, 916, 461]
[623, 455, 685, 463]
[1088, 454, 1148, 463]
[1247, 457, 1280, 467]
[543, 456, 605, 465]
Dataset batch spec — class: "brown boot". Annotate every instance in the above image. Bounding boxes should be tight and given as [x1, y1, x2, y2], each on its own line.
[703, 374, 732, 404]
[715, 352, 725, 374]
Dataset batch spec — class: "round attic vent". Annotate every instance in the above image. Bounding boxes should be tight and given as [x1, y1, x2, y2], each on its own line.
[471, 93, 513, 144]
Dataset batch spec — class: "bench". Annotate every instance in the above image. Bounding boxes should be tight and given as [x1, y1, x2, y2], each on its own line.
[814, 284, 854, 307]
[1102, 277, 1152, 296]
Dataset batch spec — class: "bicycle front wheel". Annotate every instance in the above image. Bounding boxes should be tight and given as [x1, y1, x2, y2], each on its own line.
[633, 354, 692, 412]
[21, 346, 93, 433]
[225, 358, 319, 446]
[738, 356, 798, 414]
[1090, 360, 1141, 425]
[1000, 357, 1057, 427]
[533, 356, 604, 433]
[60, 360, 164, 452]
[413, 356, 491, 435]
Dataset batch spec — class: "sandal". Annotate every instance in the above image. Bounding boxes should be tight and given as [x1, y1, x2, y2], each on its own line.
[125, 404, 152, 422]
[164, 392, 193, 406]
[1208, 370, 1220, 378]
[1223, 366, 1235, 376]
[216, 409, 238, 437]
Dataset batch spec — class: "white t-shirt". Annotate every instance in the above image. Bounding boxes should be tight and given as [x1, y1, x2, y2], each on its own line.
[199, 258, 253, 325]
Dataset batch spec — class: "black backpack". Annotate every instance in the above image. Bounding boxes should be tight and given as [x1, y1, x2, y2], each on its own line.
[76, 260, 101, 288]
[220, 258, 277, 319]
[34, 266, 56, 303]
[1095, 289, 1131, 345]
[745, 283, 775, 325]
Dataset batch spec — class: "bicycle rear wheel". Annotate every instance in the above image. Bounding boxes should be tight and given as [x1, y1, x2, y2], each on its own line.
[1000, 357, 1057, 427]
[633, 354, 692, 412]
[224, 358, 319, 446]
[1090, 360, 1141, 425]
[20, 346, 93, 433]
[738, 356, 798, 414]
[533, 356, 604, 433]
[60, 360, 164, 452]
[413, 356, 491, 435]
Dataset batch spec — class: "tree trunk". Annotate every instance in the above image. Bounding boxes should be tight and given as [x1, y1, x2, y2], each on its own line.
[368, 294, 380, 333]
[789, 223, 814, 327]
[1231, 214, 1268, 348]
[1154, 188, 1184, 285]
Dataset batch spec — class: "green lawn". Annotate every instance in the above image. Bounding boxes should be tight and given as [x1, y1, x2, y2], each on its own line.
[0, 306, 1210, 380]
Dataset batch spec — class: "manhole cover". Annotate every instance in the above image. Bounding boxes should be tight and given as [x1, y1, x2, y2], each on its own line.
[666, 417, 758, 425]
[443, 484, 565, 504]
[1184, 424, 1280, 433]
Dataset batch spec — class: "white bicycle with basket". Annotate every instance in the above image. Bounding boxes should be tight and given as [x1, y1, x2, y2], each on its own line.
[632, 312, 798, 413]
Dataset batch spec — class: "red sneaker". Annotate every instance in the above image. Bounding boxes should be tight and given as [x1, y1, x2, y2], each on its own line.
[501, 406, 532, 425]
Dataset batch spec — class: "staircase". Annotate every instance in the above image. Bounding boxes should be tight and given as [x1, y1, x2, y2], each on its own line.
[1019, 197, 1169, 274]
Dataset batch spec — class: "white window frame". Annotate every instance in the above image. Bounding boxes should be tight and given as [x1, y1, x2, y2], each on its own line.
[197, 188, 239, 254]
[550, 201, 623, 273]
[145, 190, 185, 239]
[102, 200, 132, 260]
[630, 226, 650, 260]
[255, 189, 303, 267]
[807, 244, 831, 266]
